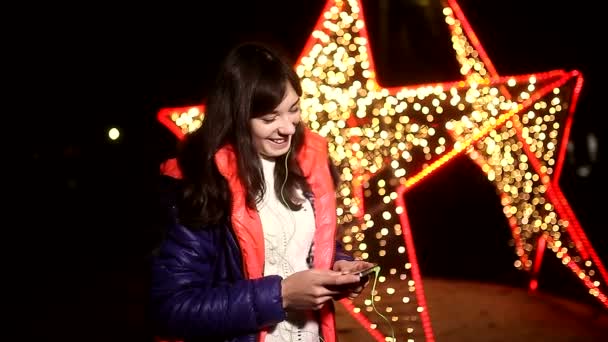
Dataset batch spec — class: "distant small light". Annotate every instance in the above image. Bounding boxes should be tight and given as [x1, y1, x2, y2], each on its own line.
[108, 127, 120, 141]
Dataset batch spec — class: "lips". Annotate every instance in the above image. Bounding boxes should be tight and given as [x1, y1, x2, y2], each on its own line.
[269, 138, 288, 145]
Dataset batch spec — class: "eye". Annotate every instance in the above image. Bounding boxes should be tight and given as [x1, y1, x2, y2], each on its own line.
[289, 106, 300, 113]
[260, 115, 276, 123]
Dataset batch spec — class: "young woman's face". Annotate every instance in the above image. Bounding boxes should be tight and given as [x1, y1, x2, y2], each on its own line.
[250, 82, 301, 158]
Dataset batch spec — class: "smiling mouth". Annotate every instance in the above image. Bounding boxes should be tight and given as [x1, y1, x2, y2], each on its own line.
[269, 138, 288, 144]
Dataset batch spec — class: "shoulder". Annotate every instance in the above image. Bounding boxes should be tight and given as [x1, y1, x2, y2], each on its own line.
[160, 158, 182, 179]
[296, 130, 334, 183]
[157, 157, 184, 207]
[298, 128, 329, 171]
[159, 174, 182, 203]
[302, 128, 328, 153]
[158, 218, 228, 260]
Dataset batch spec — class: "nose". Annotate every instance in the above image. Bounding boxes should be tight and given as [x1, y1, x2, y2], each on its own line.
[277, 116, 297, 136]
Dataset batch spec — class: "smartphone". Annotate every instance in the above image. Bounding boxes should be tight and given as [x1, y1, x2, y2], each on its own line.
[351, 264, 379, 277]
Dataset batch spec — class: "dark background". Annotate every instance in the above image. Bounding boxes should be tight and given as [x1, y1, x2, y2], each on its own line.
[18, 0, 605, 340]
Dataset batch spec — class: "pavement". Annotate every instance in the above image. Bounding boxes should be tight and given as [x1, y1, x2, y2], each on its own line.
[335, 277, 608, 342]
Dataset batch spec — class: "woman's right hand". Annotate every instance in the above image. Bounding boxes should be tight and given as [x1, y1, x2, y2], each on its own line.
[281, 269, 361, 311]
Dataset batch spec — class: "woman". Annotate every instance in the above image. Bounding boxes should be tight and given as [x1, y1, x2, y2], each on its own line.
[150, 41, 374, 342]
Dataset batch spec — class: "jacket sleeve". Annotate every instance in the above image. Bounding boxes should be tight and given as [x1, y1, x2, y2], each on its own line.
[149, 220, 286, 339]
[335, 239, 354, 262]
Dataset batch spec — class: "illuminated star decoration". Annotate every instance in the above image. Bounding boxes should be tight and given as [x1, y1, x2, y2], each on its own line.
[157, 0, 608, 341]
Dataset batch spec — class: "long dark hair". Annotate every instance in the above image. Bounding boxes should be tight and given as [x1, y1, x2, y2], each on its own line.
[176, 42, 309, 228]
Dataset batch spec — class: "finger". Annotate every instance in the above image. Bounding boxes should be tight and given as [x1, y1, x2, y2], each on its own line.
[348, 289, 362, 299]
[315, 295, 334, 306]
[317, 269, 344, 277]
[358, 261, 376, 270]
[332, 274, 361, 285]
[332, 260, 349, 272]
[320, 295, 334, 302]
[319, 272, 360, 285]
[347, 287, 362, 298]
[359, 276, 371, 285]
[319, 287, 341, 296]
[346, 262, 375, 274]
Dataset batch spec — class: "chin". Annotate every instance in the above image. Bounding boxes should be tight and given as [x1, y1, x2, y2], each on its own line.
[262, 146, 290, 158]
[265, 150, 289, 158]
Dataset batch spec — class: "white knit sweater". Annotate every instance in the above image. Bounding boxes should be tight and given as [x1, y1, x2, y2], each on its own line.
[258, 157, 319, 342]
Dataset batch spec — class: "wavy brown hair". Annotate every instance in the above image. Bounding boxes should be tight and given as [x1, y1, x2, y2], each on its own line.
[176, 42, 310, 228]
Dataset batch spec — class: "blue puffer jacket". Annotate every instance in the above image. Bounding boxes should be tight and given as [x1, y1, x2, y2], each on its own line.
[150, 205, 285, 341]
[149, 128, 353, 342]
[150, 205, 353, 342]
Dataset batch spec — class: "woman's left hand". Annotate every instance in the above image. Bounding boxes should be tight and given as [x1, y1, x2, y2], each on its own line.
[331, 260, 376, 300]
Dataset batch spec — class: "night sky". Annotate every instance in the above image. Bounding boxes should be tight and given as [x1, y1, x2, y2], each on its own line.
[19, 0, 606, 339]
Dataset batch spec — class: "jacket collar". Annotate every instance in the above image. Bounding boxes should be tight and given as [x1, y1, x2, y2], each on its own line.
[214, 127, 337, 276]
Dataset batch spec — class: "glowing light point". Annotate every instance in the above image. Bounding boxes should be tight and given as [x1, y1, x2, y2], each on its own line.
[108, 127, 120, 141]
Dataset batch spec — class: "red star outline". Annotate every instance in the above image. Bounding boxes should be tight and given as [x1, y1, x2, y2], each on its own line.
[157, 0, 608, 340]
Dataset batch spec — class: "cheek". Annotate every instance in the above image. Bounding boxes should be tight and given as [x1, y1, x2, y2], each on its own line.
[251, 130, 265, 149]
[288, 116, 301, 132]
[251, 135, 263, 148]
[250, 122, 263, 138]
[250, 122, 271, 148]
[251, 123, 271, 139]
